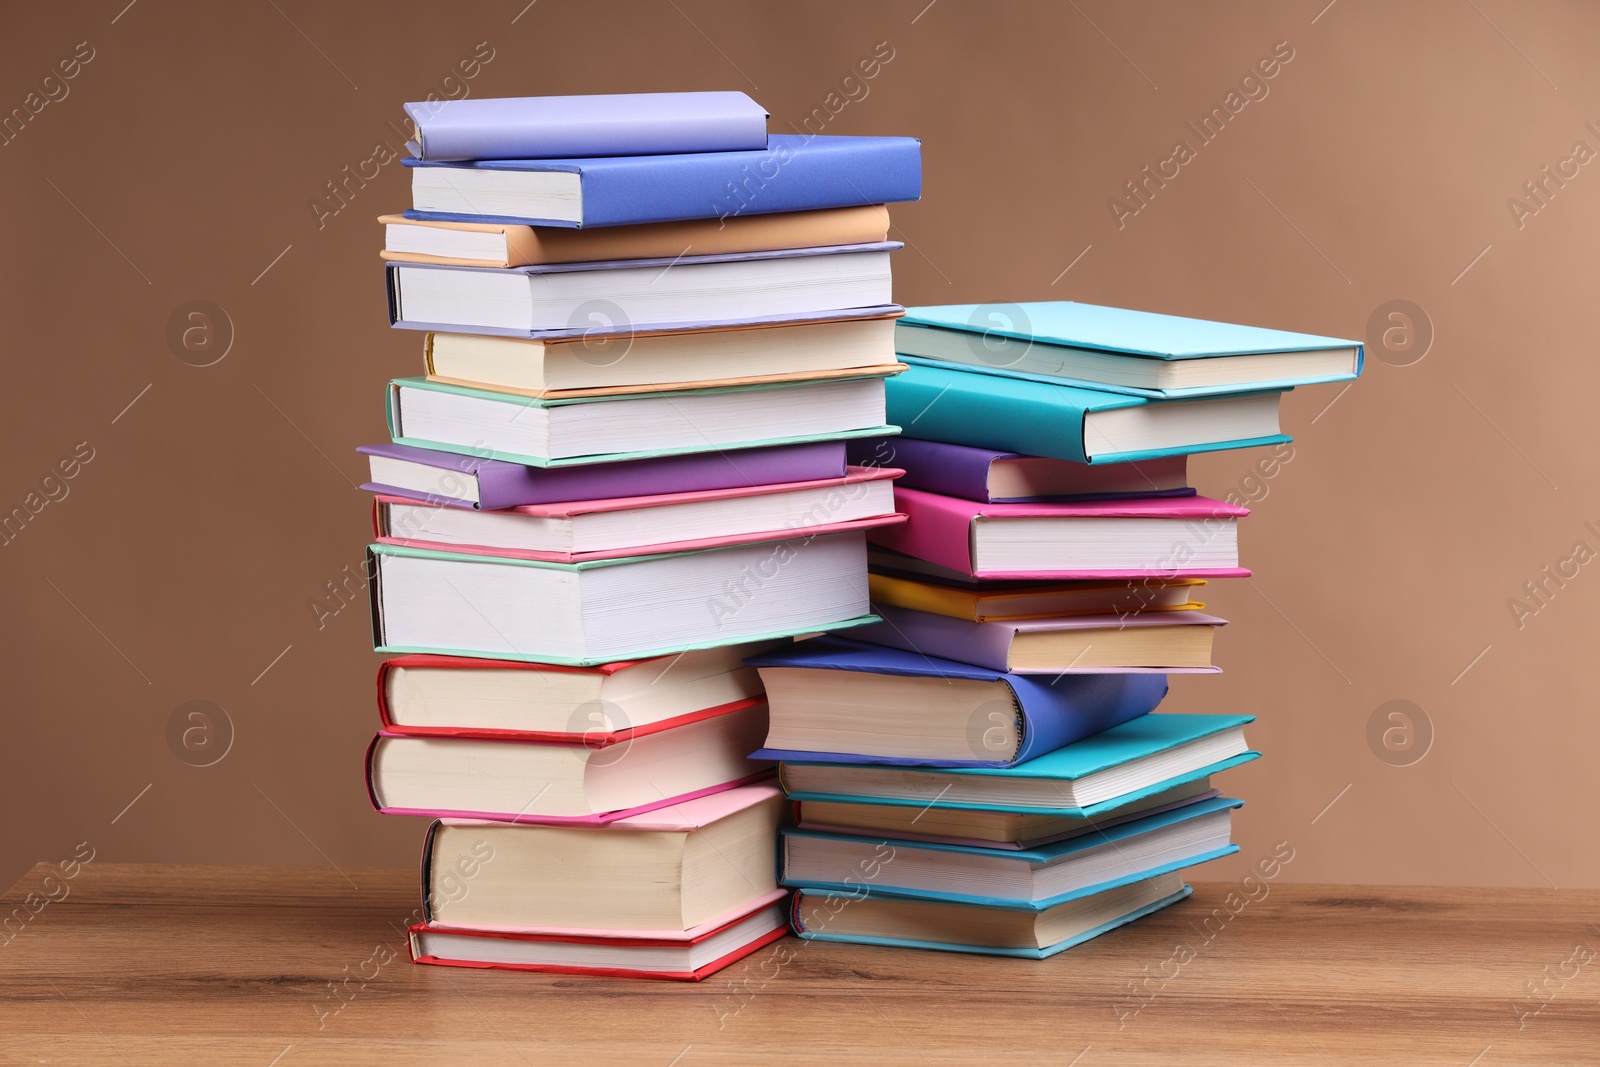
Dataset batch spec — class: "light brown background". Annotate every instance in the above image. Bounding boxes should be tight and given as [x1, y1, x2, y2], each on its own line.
[3, 0, 1594, 892]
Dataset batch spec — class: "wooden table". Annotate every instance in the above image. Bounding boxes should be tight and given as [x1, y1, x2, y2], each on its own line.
[3, 864, 1597, 1065]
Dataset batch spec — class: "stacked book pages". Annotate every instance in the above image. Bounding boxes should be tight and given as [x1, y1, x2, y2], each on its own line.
[356, 90, 922, 979]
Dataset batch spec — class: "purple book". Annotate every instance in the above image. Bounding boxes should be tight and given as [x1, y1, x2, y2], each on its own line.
[404, 92, 769, 163]
[358, 440, 846, 511]
[846, 436, 1194, 503]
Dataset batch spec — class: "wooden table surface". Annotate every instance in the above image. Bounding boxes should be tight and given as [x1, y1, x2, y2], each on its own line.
[3, 863, 1597, 1065]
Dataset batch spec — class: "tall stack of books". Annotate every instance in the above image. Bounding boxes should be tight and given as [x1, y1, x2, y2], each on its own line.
[355, 91, 923, 979]
[757, 301, 1361, 957]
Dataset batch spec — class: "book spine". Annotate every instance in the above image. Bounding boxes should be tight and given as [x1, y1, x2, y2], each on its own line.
[1010, 673, 1169, 763]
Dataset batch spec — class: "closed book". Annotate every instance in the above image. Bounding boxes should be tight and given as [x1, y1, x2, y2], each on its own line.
[408, 898, 791, 981]
[368, 533, 877, 666]
[403, 134, 922, 227]
[747, 636, 1167, 767]
[385, 375, 895, 468]
[359, 439, 847, 510]
[895, 301, 1361, 398]
[420, 315, 901, 400]
[847, 436, 1191, 503]
[870, 487, 1250, 580]
[782, 796, 1241, 909]
[884, 362, 1289, 465]
[386, 244, 898, 338]
[852, 605, 1225, 673]
[792, 871, 1190, 958]
[376, 645, 774, 741]
[866, 571, 1207, 622]
[421, 783, 784, 930]
[372, 466, 901, 563]
[380, 205, 891, 268]
[405, 91, 767, 161]
[796, 780, 1222, 851]
[365, 698, 772, 823]
[779, 712, 1257, 815]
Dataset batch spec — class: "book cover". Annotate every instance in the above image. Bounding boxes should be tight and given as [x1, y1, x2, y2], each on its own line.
[358, 439, 850, 510]
[883, 362, 1291, 465]
[404, 91, 769, 162]
[869, 486, 1251, 580]
[747, 636, 1168, 767]
[402, 134, 923, 227]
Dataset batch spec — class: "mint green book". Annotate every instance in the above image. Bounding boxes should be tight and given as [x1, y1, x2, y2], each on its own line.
[387, 375, 897, 468]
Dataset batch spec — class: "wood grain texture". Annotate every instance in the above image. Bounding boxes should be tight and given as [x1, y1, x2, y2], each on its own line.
[3, 863, 1598, 1065]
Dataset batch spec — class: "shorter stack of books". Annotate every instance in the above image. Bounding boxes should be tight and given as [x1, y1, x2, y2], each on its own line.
[748, 299, 1360, 957]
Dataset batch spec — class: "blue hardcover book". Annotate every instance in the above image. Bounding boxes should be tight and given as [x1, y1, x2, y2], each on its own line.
[845, 436, 1195, 503]
[779, 712, 1257, 814]
[404, 91, 769, 162]
[782, 796, 1242, 910]
[747, 636, 1168, 768]
[884, 362, 1291, 465]
[403, 134, 923, 228]
[792, 875, 1193, 959]
[895, 301, 1362, 398]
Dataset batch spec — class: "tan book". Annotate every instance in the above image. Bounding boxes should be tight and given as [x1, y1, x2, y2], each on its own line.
[379, 204, 891, 268]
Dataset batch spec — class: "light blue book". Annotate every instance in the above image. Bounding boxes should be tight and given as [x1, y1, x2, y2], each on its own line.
[781, 796, 1242, 910]
[896, 300, 1361, 398]
[780, 713, 1256, 815]
[883, 363, 1288, 465]
[792, 873, 1193, 959]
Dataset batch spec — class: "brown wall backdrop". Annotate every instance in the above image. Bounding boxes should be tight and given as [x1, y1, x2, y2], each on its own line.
[4, 0, 1596, 892]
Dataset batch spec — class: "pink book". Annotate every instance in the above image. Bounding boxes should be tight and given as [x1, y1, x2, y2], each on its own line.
[374, 465, 905, 563]
[868, 486, 1251, 579]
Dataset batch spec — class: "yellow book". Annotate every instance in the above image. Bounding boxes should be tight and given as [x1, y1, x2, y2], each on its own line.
[867, 572, 1205, 622]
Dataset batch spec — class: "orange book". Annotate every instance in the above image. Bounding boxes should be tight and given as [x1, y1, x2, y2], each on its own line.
[379, 204, 891, 268]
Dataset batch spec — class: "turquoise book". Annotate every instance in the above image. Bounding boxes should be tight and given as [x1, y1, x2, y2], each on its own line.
[780, 712, 1257, 815]
[895, 300, 1361, 398]
[883, 363, 1289, 465]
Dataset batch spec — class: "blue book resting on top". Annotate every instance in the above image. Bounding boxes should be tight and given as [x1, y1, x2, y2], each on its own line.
[894, 301, 1362, 398]
[403, 134, 923, 228]
[747, 635, 1168, 768]
[884, 362, 1291, 465]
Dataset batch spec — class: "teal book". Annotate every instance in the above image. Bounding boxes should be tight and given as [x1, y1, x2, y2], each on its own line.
[780, 713, 1257, 815]
[388, 374, 898, 468]
[896, 300, 1361, 398]
[884, 362, 1289, 464]
[781, 796, 1242, 910]
[792, 872, 1193, 958]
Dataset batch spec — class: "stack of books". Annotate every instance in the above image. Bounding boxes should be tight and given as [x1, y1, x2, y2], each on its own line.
[756, 301, 1361, 957]
[354, 91, 923, 979]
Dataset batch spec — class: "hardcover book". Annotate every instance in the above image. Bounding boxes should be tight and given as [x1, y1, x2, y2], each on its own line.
[779, 712, 1257, 815]
[747, 636, 1167, 767]
[359, 439, 849, 510]
[869, 487, 1250, 580]
[894, 300, 1361, 398]
[847, 436, 1191, 503]
[884, 362, 1290, 465]
[404, 91, 769, 162]
[402, 134, 923, 227]
[865, 571, 1206, 621]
